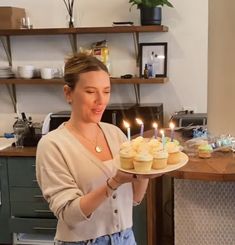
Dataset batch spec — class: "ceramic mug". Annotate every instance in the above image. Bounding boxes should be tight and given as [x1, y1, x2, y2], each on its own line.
[18, 65, 34, 79]
[40, 68, 56, 79]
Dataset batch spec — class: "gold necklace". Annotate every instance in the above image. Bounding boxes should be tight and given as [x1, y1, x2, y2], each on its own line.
[70, 124, 103, 153]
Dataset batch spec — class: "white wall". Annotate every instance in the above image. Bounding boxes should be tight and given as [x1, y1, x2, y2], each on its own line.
[208, 0, 235, 135]
[0, 0, 208, 135]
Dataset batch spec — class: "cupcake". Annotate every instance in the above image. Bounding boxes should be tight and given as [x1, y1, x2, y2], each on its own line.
[165, 142, 181, 165]
[152, 150, 168, 170]
[198, 144, 213, 158]
[119, 147, 135, 169]
[133, 151, 153, 172]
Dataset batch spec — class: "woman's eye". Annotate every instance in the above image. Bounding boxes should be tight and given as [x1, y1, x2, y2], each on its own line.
[86, 91, 95, 94]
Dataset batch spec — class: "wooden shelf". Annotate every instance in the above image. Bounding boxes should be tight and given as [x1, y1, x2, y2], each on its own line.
[0, 77, 168, 85]
[0, 78, 64, 85]
[111, 77, 168, 84]
[0, 25, 168, 36]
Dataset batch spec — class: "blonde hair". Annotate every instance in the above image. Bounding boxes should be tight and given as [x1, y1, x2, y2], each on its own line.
[64, 52, 109, 89]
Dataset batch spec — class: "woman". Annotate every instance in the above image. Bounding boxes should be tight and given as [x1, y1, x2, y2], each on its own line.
[36, 52, 150, 245]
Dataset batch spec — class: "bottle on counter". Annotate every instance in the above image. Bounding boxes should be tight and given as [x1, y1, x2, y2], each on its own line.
[147, 51, 154, 78]
[144, 64, 149, 78]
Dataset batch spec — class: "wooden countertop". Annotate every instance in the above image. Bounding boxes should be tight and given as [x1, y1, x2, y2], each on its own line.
[1, 132, 235, 181]
[168, 151, 235, 181]
[0, 146, 36, 157]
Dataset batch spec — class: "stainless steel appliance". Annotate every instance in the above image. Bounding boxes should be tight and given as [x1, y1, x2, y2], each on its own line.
[48, 103, 164, 135]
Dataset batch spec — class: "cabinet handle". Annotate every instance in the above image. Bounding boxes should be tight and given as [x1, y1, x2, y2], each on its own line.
[32, 164, 36, 167]
[32, 179, 38, 182]
[33, 227, 56, 230]
[33, 195, 44, 198]
[34, 209, 51, 213]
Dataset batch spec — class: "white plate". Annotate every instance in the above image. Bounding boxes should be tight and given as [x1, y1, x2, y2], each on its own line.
[116, 152, 189, 175]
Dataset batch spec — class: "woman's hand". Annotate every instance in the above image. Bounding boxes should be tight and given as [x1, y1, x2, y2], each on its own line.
[112, 170, 136, 185]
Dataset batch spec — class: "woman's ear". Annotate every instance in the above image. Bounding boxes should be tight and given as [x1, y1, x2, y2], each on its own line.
[63, 85, 72, 104]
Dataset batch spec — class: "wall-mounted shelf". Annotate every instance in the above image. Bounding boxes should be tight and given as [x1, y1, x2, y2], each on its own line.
[0, 77, 168, 85]
[0, 25, 168, 36]
[0, 25, 169, 111]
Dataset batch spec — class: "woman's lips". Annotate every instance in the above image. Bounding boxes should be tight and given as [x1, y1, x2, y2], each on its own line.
[92, 108, 104, 115]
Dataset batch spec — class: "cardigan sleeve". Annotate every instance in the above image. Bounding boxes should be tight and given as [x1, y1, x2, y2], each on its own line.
[36, 136, 91, 228]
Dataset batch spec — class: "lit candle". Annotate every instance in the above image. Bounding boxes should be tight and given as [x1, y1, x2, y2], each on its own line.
[160, 129, 165, 148]
[152, 122, 158, 139]
[123, 120, 131, 141]
[136, 118, 144, 137]
[169, 122, 175, 142]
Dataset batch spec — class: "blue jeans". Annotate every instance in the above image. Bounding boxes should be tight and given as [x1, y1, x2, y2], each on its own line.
[55, 228, 136, 245]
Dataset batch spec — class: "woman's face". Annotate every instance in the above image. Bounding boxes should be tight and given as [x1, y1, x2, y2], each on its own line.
[65, 70, 111, 123]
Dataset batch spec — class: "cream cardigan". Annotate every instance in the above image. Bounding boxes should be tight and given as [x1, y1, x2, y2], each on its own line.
[36, 122, 133, 242]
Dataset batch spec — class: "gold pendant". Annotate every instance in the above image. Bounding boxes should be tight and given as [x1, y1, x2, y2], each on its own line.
[95, 145, 102, 153]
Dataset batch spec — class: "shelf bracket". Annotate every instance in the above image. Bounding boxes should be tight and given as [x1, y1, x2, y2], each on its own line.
[133, 84, 140, 105]
[68, 34, 78, 54]
[133, 32, 139, 66]
[1, 36, 16, 112]
[5, 84, 17, 112]
[0, 36, 12, 67]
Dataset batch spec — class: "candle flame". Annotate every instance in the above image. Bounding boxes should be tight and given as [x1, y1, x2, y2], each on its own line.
[123, 120, 130, 128]
[152, 122, 158, 128]
[160, 129, 164, 136]
[169, 122, 175, 130]
[136, 118, 143, 125]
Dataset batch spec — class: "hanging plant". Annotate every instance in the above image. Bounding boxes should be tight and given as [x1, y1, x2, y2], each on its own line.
[62, 0, 75, 28]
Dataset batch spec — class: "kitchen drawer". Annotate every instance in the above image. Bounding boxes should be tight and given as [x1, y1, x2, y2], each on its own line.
[10, 187, 45, 203]
[11, 202, 55, 218]
[9, 217, 57, 234]
[8, 157, 38, 187]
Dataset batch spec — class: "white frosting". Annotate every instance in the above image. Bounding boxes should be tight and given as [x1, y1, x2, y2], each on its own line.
[134, 151, 153, 162]
[119, 147, 135, 158]
[165, 142, 180, 153]
[153, 150, 168, 159]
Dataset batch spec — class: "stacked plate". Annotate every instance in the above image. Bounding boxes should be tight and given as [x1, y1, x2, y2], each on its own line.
[0, 67, 15, 78]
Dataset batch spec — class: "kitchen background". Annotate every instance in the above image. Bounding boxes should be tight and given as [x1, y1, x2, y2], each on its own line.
[1, 0, 232, 137]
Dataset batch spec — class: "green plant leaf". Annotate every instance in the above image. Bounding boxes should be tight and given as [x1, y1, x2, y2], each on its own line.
[128, 0, 174, 8]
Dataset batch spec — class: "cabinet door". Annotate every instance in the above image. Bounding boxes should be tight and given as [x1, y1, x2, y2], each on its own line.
[8, 157, 38, 187]
[133, 198, 147, 245]
[0, 158, 12, 244]
[9, 217, 57, 235]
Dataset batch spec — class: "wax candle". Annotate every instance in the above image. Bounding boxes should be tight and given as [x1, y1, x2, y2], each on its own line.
[160, 129, 165, 148]
[136, 118, 144, 137]
[169, 122, 175, 142]
[152, 122, 158, 139]
[123, 120, 131, 141]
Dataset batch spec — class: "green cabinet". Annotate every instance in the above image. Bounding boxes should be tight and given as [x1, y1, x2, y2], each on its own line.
[133, 198, 147, 245]
[7, 157, 56, 237]
[0, 158, 11, 244]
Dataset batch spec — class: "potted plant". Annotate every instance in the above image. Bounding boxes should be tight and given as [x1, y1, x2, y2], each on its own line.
[129, 0, 174, 25]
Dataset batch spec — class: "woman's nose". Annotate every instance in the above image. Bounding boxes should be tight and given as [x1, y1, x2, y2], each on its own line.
[95, 92, 105, 104]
